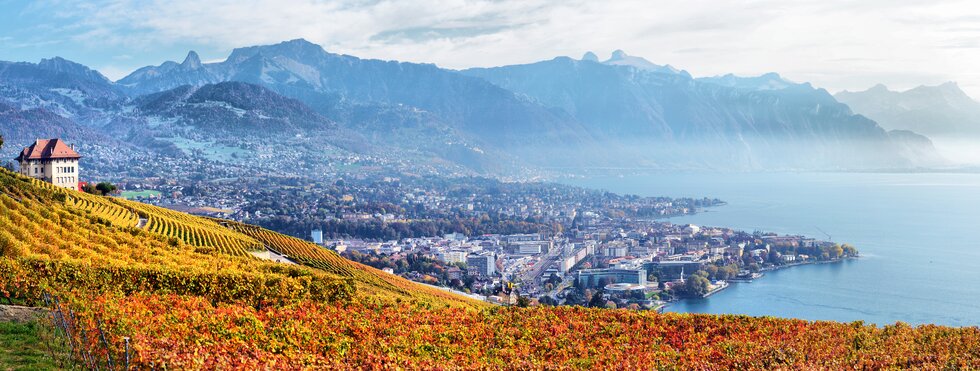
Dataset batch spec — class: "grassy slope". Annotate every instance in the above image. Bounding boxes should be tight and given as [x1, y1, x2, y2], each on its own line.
[0, 321, 61, 370]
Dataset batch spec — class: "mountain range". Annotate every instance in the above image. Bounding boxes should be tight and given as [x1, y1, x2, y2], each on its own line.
[463, 53, 939, 169]
[835, 82, 980, 138]
[0, 39, 951, 176]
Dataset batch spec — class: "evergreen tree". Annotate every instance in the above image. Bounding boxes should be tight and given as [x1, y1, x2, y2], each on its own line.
[588, 290, 607, 308]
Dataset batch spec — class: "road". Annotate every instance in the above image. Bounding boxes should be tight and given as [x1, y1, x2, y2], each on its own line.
[516, 245, 563, 294]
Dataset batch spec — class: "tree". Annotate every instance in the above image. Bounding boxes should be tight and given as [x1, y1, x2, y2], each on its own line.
[682, 275, 711, 297]
[546, 273, 562, 286]
[705, 265, 719, 280]
[716, 265, 738, 281]
[82, 183, 100, 195]
[0, 133, 4, 150]
[538, 295, 558, 306]
[630, 290, 646, 301]
[516, 295, 531, 308]
[830, 244, 845, 260]
[95, 182, 118, 196]
[588, 290, 607, 308]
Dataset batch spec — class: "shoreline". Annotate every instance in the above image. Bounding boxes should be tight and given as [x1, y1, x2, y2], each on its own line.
[664, 255, 859, 308]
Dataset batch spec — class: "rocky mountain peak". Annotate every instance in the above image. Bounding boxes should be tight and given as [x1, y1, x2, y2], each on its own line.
[181, 51, 202, 70]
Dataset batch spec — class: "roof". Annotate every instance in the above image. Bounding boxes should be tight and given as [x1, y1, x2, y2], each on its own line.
[15, 139, 81, 161]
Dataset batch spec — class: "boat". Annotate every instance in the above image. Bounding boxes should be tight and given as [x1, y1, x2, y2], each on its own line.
[729, 271, 763, 282]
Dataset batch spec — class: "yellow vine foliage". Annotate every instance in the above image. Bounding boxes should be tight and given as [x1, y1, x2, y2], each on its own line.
[0, 168, 482, 309]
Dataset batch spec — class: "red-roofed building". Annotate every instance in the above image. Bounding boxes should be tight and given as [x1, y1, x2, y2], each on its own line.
[15, 138, 81, 191]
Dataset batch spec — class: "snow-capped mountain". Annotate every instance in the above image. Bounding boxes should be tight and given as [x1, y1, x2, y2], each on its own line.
[594, 50, 686, 76]
[697, 72, 796, 91]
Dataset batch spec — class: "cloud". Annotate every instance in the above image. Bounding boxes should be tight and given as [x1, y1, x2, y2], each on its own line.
[370, 25, 520, 44]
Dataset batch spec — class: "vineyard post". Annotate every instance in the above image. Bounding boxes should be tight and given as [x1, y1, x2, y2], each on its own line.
[51, 296, 77, 359]
[80, 325, 99, 371]
[97, 316, 116, 369]
[71, 308, 97, 370]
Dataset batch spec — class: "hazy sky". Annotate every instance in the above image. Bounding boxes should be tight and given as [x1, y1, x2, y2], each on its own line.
[3, 0, 980, 96]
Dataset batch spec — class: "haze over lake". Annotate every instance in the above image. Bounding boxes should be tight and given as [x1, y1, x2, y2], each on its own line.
[564, 172, 980, 327]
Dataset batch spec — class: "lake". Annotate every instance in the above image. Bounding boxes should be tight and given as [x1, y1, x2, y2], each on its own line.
[562, 172, 980, 327]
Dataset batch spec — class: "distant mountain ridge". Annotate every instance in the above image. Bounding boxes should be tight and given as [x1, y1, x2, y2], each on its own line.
[0, 39, 949, 173]
[115, 39, 591, 167]
[597, 50, 686, 76]
[697, 72, 795, 91]
[835, 82, 980, 137]
[463, 54, 943, 169]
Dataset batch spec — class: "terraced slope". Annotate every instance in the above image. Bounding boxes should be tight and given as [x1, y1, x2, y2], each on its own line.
[222, 219, 474, 303]
[0, 168, 483, 308]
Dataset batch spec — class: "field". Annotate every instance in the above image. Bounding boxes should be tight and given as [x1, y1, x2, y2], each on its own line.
[118, 190, 161, 200]
[168, 136, 252, 163]
[0, 167, 978, 369]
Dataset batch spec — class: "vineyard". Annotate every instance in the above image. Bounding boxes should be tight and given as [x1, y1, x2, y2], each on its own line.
[54, 293, 980, 369]
[0, 168, 480, 308]
[222, 219, 476, 305]
[2, 167, 979, 369]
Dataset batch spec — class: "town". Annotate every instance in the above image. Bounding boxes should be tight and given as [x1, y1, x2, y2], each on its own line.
[11, 138, 856, 310]
[331, 217, 857, 309]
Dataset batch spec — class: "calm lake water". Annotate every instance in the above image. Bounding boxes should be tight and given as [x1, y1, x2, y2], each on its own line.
[563, 172, 980, 327]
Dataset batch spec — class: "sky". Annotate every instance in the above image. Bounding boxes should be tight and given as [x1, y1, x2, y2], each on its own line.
[3, 0, 980, 97]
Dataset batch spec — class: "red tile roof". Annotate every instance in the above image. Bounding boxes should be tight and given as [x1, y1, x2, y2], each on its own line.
[15, 139, 81, 161]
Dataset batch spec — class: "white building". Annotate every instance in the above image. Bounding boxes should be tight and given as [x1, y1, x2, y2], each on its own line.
[467, 254, 496, 277]
[311, 229, 324, 245]
[16, 139, 81, 191]
[438, 250, 469, 264]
